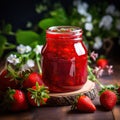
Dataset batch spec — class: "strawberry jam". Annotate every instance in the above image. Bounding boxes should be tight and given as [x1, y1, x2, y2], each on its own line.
[41, 26, 87, 93]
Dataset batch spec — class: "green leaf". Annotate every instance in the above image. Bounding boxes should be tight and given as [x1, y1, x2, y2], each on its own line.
[50, 8, 69, 24]
[0, 35, 7, 57]
[16, 30, 40, 45]
[39, 31, 46, 45]
[38, 18, 60, 30]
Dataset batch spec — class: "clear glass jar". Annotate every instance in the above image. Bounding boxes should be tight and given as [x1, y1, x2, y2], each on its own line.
[41, 26, 87, 93]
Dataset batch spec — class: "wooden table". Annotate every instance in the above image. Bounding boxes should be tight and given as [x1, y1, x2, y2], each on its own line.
[0, 61, 120, 120]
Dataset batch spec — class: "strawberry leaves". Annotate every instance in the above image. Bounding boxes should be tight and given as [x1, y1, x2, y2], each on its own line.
[99, 84, 118, 95]
[27, 82, 49, 106]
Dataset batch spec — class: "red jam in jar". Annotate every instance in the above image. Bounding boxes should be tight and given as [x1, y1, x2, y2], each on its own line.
[41, 26, 87, 93]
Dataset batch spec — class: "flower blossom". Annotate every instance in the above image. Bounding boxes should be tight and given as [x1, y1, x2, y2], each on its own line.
[93, 36, 103, 50]
[21, 59, 35, 71]
[85, 22, 93, 31]
[26, 59, 35, 68]
[17, 44, 26, 54]
[99, 15, 113, 30]
[90, 51, 98, 61]
[17, 44, 32, 54]
[105, 4, 116, 15]
[25, 46, 32, 53]
[34, 45, 43, 55]
[93, 66, 104, 78]
[7, 54, 20, 65]
[74, 0, 88, 16]
[86, 13, 92, 22]
[106, 65, 113, 75]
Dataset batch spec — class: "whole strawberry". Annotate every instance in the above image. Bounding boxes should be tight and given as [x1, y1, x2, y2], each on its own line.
[27, 82, 49, 107]
[97, 58, 108, 69]
[100, 90, 117, 110]
[73, 95, 96, 113]
[22, 72, 44, 89]
[0, 69, 19, 91]
[4, 88, 28, 111]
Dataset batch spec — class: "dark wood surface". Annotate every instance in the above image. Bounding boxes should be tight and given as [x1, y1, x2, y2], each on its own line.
[0, 61, 120, 120]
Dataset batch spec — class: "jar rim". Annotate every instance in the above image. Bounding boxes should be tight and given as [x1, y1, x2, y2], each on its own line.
[47, 26, 82, 34]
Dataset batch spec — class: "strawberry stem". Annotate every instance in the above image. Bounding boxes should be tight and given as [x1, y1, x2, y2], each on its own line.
[87, 65, 105, 89]
[7, 65, 20, 80]
[36, 54, 42, 74]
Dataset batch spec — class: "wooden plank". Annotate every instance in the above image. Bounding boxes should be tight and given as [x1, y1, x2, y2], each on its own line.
[112, 105, 120, 120]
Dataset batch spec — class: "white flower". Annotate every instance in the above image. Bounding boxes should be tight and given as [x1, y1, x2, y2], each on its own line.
[7, 54, 20, 65]
[90, 51, 98, 61]
[106, 65, 113, 75]
[26, 59, 35, 68]
[25, 46, 32, 53]
[105, 4, 116, 15]
[21, 64, 29, 71]
[21, 59, 35, 71]
[93, 37, 103, 50]
[17, 44, 26, 54]
[82, 2, 89, 11]
[86, 13, 92, 22]
[34, 45, 43, 54]
[99, 15, 113, 30]
[116, 19, 120, 30]
[93, 66, 104, 78]
[17, 44, 32, 54]
[85, 22, 93, 31]
[76, 1, 88, 16]
[26, 21, 32, 28]
[78, 6, 87, 16]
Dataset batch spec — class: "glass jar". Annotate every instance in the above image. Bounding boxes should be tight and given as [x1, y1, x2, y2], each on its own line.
[41, 26, 87, 93]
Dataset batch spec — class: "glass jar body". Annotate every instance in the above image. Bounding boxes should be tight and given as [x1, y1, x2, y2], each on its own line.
[41, 26, 87, 93]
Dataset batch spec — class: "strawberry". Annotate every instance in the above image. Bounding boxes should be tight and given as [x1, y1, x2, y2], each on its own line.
[4, 88, 28, 111]
[96, 58, 108, 69]
[22, 72, 44, 89]
[0, 69, 19, 91]
[27, 82, 49, 107]
[73, 95, 96, 113]
[100, 90, 117, 110]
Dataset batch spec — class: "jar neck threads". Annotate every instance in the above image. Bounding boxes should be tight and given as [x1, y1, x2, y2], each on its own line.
[46, 26, 83, 40]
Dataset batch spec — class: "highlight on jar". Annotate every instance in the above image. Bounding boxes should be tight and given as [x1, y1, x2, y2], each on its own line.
[41, 26, 88, 93]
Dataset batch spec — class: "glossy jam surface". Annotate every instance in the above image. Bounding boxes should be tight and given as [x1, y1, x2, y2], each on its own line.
[41, 26, 87, 93]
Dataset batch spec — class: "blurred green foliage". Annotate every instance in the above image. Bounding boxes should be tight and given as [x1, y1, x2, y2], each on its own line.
[0, 0, 120, 58]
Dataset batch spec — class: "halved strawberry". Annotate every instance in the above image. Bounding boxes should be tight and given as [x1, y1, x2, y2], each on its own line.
[72, 95, 96, 113]
[27, 82, 49, 107]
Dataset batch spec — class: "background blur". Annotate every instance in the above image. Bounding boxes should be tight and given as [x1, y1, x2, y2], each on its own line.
[0, 0, 120, 60]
